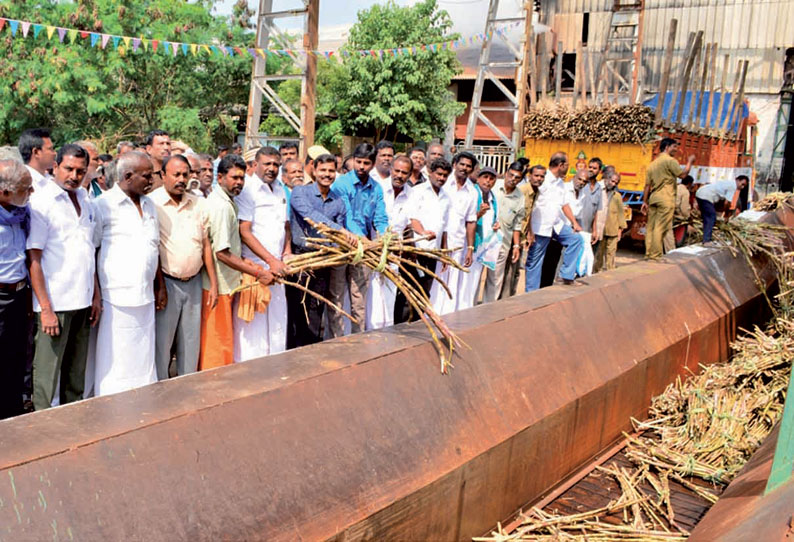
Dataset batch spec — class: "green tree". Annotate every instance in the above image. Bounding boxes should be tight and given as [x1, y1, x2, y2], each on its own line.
[336, 0, 464, 142]
[0, 0, 283, 152]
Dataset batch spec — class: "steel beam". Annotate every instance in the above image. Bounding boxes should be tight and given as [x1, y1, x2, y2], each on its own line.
[0, 210, 791, 541]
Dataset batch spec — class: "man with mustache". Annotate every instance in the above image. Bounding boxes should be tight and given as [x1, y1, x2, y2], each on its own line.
[27, 144, 101, 410]
[199, 154, 274, 370]
[92, 151, 166, 396]
[150, 155, 218, 380]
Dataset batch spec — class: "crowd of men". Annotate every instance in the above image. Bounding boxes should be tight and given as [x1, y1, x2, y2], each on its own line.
[0, 128, 744, 419]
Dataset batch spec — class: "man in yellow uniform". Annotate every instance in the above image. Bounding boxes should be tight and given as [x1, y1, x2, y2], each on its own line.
[641, 138, 694, 260]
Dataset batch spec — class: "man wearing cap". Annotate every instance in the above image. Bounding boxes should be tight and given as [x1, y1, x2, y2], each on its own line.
[305, 145, 330, 184]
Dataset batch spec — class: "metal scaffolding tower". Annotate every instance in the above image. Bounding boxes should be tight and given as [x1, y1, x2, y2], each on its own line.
[463, 0, 529, 160]
[243, 0, 318, 156]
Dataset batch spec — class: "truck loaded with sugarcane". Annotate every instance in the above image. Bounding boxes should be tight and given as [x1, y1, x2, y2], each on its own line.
[522, 97, 756, 242]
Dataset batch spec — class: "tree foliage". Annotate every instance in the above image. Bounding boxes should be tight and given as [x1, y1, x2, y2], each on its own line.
[336, 0, 464, 142]
[0, 0, 280, 152]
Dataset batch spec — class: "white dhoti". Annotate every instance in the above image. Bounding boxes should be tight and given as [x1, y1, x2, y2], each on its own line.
[233, 282, 287, 362]
[430, 250, 476, 316]
[365, 271, 397, 330]
[94, 301, 157, 397]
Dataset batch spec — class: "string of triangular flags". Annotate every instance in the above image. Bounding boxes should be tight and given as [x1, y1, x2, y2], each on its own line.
[0, 17, 521, 61]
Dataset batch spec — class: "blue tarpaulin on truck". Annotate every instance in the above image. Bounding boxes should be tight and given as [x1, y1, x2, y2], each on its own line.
[643, 92, 748, 132]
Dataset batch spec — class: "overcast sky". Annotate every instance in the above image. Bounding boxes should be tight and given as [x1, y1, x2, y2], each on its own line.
[214, 0, 525, 46]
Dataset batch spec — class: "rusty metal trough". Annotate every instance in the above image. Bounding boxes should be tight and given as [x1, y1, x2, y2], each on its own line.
[0, 208, 790, 541]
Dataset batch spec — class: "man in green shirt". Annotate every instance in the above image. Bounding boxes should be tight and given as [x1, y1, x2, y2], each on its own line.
[483, 162, 527, 302]
[199, 154, 273, 371]
[641, 138, 695, 260]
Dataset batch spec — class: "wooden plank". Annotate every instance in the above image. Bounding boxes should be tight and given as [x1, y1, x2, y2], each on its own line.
[713, 54, 730, 136]
[574, 41, 583, 108]
[526, 20, 537, 108]
[675, 31, 703, 129]
[555, 40, 563, 104]
[705, 43, 718, 132]
[588, 47, 596, 106]
[693, 41, 711, 133]
[669, 31, 696, 125]
[539, 36, 548, 102]
[719, 59, 741, 138]
[299, 0, 319, 154]
[686, 43, 703, 132]
[728, 59, 749, 138]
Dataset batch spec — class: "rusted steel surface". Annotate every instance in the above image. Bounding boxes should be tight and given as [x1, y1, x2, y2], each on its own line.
[0, 210, 790, 542]
[689, 426, 794, 541]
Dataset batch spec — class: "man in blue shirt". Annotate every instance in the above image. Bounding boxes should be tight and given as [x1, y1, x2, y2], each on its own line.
[0, 160, 34, 419]
[328, 143, 389, 337]
[288, 154, 353, 347]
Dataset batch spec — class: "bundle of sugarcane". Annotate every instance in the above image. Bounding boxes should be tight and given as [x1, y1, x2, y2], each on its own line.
[283, 220, 467, 373]
[523, 104, 655, 144]
[753, 192, 794, 212]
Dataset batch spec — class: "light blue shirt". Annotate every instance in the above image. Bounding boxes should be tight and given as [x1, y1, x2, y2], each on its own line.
[0, 205, 29, 283]
[331, 171, 389, 238]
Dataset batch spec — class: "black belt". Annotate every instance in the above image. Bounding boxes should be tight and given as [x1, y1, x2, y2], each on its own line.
[163, 272, 198, 283]
[0, 279, 27, 292]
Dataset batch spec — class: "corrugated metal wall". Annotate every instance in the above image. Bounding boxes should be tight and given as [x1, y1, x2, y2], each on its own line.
[548, 0, 790, 94]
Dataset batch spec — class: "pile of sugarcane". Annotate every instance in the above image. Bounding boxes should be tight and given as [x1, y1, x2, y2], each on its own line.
[283, 220, 467, 373]
[476, 212, 794, 541]
[476, 322, 793, 541]
[522, 104, 655, 144]
[754, 191, 794, 213]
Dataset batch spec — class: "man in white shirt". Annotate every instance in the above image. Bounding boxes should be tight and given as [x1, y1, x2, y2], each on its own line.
[430, 152, 478, 315]
[150, 155, 218, 380]
[93, 151, 165, 396]
[420, 143, 445, 179]
[409, 158, 452, 307]
[695, 175, 748, 245]
[18, 128, 56, 191]
[524, 152, 584, 291]
[27, 144, 101, 410]
[367, 155, 413, 330]
[235, 146, 291, 361]
[369, 141, 394, 184]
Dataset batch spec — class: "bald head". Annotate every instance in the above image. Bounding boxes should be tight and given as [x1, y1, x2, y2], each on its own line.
[116, 151, 154, 197]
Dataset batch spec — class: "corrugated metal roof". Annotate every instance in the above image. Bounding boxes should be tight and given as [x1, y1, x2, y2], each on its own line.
[547, 0, 790, 94]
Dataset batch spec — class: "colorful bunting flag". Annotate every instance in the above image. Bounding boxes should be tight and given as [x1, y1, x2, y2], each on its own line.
[0, 16, 521, 65]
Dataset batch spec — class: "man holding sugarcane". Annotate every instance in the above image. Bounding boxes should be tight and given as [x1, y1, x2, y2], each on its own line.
[199, 154, 274, 370]
[235, 146, 291, 361]
[329, 143, 389, 337]
[288, 154, 353, 346]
